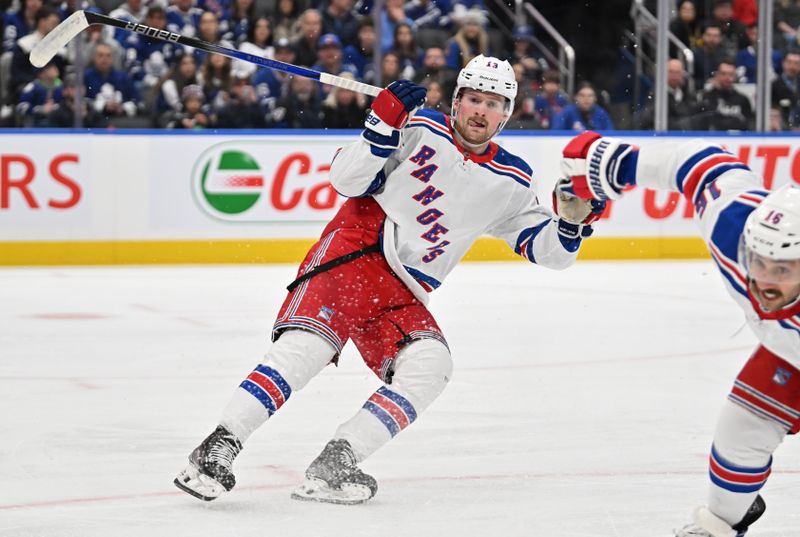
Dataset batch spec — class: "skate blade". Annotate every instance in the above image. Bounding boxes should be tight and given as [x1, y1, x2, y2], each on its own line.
[290, 478, 373, 505]
[174, 464, 226, 502]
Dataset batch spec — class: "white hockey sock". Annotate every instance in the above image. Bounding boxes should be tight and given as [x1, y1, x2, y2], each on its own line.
[708, 401, 785, 526]
[334, 339, 452, 462]
[219, 329, 336, 443]
[335, 409, 393, 462]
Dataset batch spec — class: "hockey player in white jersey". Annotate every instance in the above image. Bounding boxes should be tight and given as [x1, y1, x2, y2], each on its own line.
[174, 55, 605, 505]
[559, 131, 800, 536]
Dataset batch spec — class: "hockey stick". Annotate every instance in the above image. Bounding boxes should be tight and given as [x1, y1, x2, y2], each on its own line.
[30, 10, 382, 97]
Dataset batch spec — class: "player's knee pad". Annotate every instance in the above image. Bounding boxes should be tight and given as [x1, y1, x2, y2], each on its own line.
[263, 329, 337, 391]
[388, 338, 453, 412]
[713, 399, 786, 467]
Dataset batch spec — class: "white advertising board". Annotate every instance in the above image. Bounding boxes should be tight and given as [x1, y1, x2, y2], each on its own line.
[2, 131, 800, 244]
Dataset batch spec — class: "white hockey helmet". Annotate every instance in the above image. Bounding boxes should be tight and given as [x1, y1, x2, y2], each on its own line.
[451, 54, 517, 134]
[743, 184, 800, 261]
[740, 184, 800, 314]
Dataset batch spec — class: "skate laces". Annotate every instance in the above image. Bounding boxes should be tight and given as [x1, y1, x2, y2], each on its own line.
[204, 428, 241, 470]
[334, 441, 357, 468]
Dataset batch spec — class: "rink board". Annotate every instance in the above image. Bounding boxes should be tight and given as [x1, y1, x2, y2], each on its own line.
[1, 129, 798, 265]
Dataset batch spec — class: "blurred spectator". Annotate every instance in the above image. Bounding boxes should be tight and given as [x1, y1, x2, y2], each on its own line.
[405, 0, 453, 35]
[128, 6, 180, 94]
[772, 50, 800, 128]
[85, 42, 140, 119]
[510, 25, 544, 81]
[272, 75, 323, 128]
[322, 0, 358, 48]
[380, 51, 403, 86]
[775, 0, 800, 52]
[322, 72, 368, 128]
[670, 0, 702, 52]
[445, 8, 489, 70]
[770, 105, 789, 131]
[312, 33, 359, 99]
[733, 0, 757, 27]
[166, 0, 203, 38]
[253, 37, 294, 111]
[166, 84, 211, 129]
[234, 16, 274, 79]
[695, 58, 754, 130]
[55, 0, 90, 23]
[194, 11, 231, 65]
[506, 63, 541, 130]
[3, 0, 43, 52]
[199, 52, 233, 112]
[46, 73, 108, 128]
[107, 0, 146, 46]
[420, 78, 448, 113]
[533, 69, 569, 130]
[292, 8, 323, 67]
[413, 45, 457, 97]
[16, 61, 63, 126]
[735, 23, 781, 83]
[391, 22, 421, 79]
[10, 7, 63, 101]
[225, 0, 256, 45]
[450, 0, 487, 27]
[710, 0, 749, 58]
[272, 0, 300, 41]
[343, 17, 377, 83]
[68, 20, 124, 70]
[380, 0, 413, 52]
[216, 75, 268, 127]
[155, 53, 199, 118]
[551, 81, 614, 131]
[692, 22, 726, 88]
[637, 59, 695, 130]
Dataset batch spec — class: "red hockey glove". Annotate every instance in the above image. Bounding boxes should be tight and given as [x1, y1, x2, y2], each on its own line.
[560, 131, 633, 201]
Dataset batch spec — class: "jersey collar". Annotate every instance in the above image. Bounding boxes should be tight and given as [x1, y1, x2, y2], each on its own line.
[445, 115, 499, 164]
[747, 280, 800, 320]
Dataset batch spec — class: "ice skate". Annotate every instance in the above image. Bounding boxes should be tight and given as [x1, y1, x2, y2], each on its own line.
[174, 425, 243, 501]
[673, 496, 765, 537]
[291, 439, 377, 505]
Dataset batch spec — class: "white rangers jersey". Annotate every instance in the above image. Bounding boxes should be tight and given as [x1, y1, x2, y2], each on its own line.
[329, 109, 585, 304]
[634, 139, 800, 365]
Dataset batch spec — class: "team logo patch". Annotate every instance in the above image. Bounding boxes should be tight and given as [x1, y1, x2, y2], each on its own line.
[773, 367, 792, 386]
[317, 306, 334, 321]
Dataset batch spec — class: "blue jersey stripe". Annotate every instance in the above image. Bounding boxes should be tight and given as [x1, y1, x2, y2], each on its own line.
[407, 122, 453, 144]
[492, 146, 533, 177]
[710, 256, 748, 297]
[478, 162, 530, 188]
[690, 163, 750, 203]
[404, 265, 442, 289]
[515, 219, 551, 262]
[414, 109, 449, 127]
[711, 200, 753, 261]
[778, 319, 800, 336]
[676, 147, 727, 193]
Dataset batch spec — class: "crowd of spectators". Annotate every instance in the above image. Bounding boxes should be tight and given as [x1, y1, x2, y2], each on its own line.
[637, 0, 800, 131]
[1, 0, 799, 131]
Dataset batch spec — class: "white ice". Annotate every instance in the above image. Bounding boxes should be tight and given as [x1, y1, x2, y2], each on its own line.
[1, 261, 798, 537]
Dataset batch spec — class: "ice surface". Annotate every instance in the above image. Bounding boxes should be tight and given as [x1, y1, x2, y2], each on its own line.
[1, 261, 797, 536]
